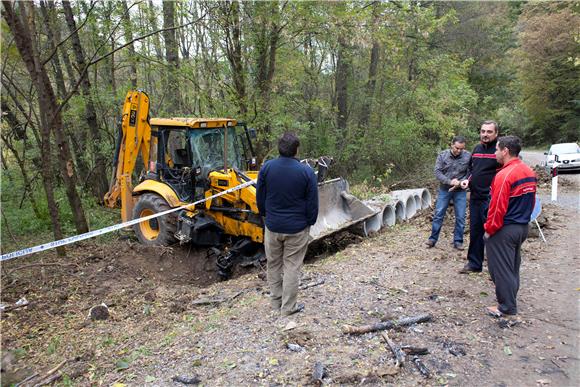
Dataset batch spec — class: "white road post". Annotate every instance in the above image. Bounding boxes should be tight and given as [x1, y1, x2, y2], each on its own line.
[551, 155, 559, 202]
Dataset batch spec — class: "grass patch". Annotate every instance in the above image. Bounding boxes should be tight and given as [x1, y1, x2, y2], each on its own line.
[1, 168, 120, 253]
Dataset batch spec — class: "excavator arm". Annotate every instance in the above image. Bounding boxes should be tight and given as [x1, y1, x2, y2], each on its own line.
[104, 90, 153, 222]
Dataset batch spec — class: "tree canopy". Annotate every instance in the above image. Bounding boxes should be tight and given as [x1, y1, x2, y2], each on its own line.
[1, 1, 578, 251]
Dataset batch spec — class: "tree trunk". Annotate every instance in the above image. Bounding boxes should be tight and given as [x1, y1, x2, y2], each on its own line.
[148, 0, 165, 61]
[2, 0, 68, 253]
[39, 1, 67, 100]
[252, 1, 281, 157]
[220, 1, 247, 116]
[3, 1, 89, 237]
[359, 0, 380, 131]
[335, 35, 349, 132]
[62, 0, 109, 201]
[121, 0, 138, 88]
[163, 0, 181, 113]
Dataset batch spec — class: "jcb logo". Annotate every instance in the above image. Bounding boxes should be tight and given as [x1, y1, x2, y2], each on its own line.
[129, 109, 137, 127]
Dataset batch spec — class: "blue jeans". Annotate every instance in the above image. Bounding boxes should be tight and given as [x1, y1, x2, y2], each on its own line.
[429, 187, 467, 245]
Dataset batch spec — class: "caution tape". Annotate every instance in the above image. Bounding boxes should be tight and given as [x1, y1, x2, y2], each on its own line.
[0, 179, 257, 262]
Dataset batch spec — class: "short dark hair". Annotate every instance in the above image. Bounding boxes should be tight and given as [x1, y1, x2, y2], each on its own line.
[278, 132, 300, 157]
[481, 120, 499, 133]
[452, 135, 466, 145]
[497, 135, 522, 157]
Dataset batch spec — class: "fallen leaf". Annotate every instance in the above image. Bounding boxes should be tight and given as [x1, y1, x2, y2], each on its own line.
[115, 359, 130, 370]
[268, 358, 279, 366]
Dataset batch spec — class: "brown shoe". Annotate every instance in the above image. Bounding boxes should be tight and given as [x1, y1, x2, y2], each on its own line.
[453, 243, 464, 251]
[425, 240, 436, 248]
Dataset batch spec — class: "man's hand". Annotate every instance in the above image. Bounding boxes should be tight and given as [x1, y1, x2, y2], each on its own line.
[483, 232, 490, 240]
[450, 178, 460, 187]
[460, 179, 469, 190]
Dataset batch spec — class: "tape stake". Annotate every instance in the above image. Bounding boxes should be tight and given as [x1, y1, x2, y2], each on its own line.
[1, 179, 257, 262]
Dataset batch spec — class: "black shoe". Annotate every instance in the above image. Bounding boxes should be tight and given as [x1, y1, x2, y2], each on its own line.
[458, 264, 482, 274]
[425, 239, 436, 248]
[282, 303, 305, 316]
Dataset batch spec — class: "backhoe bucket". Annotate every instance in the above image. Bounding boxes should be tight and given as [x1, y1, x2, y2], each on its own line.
[309, 178, 379, 241]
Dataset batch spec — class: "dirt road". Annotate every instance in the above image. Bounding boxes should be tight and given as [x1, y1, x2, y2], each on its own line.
[521, 150, 580, 212]
[1, 161, 579, 386]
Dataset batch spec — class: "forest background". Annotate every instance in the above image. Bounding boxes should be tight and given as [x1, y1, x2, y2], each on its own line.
[0, 1, 578, 253]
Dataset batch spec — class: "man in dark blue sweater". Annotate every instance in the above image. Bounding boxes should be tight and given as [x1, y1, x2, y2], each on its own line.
[256, 133, 319, 316]
[459, 120, 501, 273]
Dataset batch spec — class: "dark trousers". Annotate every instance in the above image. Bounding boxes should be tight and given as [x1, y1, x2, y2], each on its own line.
[486, 224, 528, 315]
[466, 198, 489, 271]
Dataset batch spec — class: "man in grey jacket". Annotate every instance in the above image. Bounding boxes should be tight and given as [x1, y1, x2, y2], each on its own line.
[426, 136, 471, 250]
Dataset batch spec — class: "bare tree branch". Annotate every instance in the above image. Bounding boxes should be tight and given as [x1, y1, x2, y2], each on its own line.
[40, 1, 98, 66]
[53, 10, 211, 119]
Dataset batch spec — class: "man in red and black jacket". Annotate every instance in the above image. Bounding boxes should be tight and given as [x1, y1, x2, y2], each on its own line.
[459, 120, 500, 273]
[484, 136, 536, 317]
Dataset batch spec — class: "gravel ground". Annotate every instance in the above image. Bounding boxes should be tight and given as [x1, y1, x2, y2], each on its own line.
[2, 183, 578, 386]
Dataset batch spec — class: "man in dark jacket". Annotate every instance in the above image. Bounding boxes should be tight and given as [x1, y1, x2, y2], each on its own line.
[256, 133, 319, 316]
[426, 136, 471, 250]
[484, 136, 536, 317]
[459, 120, 500, 273]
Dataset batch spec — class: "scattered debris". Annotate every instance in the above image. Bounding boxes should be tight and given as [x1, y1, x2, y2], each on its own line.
[88, 303, 109, 321]
[401, 346, 430, 355]
[299, 278, 325, 290]
[171, 375, 201, 385]
[342, 313, 432, 335]
[286, 343, 303, 352]
[282, 321, 298, 332]
[442, 339, 466, 356]
[311, 362, 326, 385]
[382, 332, 406, 367]
[191, 291, 244, 306]
[412, 356, 431, 378]
[498, 317, 522, 329]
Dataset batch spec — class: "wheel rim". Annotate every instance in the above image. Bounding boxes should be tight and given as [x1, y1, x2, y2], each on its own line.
[138, 208, 160, 240]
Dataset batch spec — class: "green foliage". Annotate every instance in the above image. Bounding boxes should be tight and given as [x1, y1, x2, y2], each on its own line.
[1, 0, 577, 253]
[1, 167, 119, 252]
[513, 2, 580, 143]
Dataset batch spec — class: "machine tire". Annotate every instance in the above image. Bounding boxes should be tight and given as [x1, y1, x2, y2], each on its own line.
[132, 193, 177, 246]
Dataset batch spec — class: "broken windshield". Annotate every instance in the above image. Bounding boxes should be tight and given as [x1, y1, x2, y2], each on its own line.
[188, 127, 243, 177]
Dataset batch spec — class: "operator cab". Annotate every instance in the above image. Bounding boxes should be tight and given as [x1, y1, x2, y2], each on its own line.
[147, 118, 256, 202]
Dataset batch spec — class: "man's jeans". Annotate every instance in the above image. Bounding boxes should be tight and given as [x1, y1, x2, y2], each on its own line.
[429, 187, 467, 245]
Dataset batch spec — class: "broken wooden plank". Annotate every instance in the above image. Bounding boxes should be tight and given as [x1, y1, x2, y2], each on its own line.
[342, 313, 432, 335]
[299, 278, 325, 290]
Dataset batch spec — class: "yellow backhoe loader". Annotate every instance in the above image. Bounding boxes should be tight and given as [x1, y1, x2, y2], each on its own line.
[105, 90, 377, 277]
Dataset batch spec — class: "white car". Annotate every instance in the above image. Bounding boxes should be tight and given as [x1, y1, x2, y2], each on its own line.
[544, 142, 580, 173]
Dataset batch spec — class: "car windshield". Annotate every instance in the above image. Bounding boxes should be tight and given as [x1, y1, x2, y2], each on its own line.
[549, 143, 579, 154]
[188, 127, 243, 176]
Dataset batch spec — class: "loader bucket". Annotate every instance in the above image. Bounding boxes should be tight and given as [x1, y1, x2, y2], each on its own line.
[309, 178, 379, 241]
